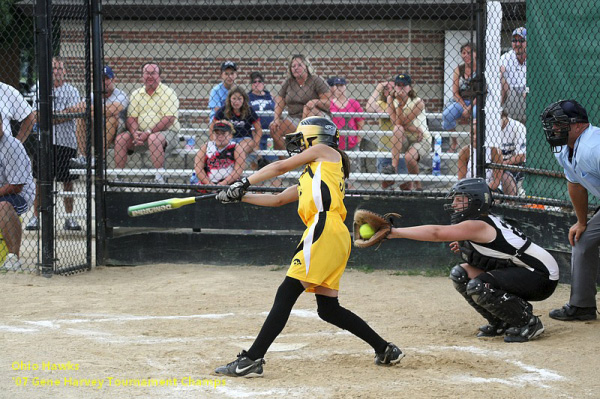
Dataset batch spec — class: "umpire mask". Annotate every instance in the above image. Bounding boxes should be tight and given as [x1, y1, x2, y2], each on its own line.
[540, 99, 589, 153]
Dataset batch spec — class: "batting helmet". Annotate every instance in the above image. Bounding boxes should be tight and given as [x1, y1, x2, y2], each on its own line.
[540, 99, 589, 153]
[284, 116, 340, 156]
[444, 178, 493, 224]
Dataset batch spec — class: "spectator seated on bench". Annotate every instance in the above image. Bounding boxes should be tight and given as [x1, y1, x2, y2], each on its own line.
[194, 120, 244, 188]
[248, 71, 277, 168]
[113, 62, 180, 184]
[382, 73, 431, 191]
[213, 87, 262, 169]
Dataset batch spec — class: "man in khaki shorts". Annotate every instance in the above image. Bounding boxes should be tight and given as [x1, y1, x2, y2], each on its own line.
[113, 62, 180, 183]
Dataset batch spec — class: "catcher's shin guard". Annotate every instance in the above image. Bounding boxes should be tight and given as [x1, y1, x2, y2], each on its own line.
[449, 265, 498, 325]
[466, 277, 533, 328]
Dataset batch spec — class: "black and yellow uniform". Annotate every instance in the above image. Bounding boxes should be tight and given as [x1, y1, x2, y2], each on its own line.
[287, 158, 350, 291]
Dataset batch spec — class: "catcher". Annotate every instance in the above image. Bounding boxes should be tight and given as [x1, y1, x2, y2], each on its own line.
[355, 178, 559, 342]
[213, 117, 403, 378]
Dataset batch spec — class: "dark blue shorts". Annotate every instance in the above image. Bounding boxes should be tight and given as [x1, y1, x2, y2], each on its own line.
[0, 194, 30, 216]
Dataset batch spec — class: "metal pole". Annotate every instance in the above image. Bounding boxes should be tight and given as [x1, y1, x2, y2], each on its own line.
[91, 0, 106, 266]
[35, 0, 54, 277]
[475, 0, 486, 178]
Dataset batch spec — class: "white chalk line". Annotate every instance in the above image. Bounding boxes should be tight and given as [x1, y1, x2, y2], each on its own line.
[412, 345, 565, 389]
[1, 311, 567, 391]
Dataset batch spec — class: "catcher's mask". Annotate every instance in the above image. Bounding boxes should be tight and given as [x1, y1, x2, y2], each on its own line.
[444, 178, 493, 224]
[540, 99, 589, 153]
[284, 116, 340, 156]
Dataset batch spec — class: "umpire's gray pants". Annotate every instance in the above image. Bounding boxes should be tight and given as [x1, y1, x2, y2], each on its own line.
[570, 209, 600, 308]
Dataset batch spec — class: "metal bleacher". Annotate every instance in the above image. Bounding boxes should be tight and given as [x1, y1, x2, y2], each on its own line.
[93, 108, 467, 188]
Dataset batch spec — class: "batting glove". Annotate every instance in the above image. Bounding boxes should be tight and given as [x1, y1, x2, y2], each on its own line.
[226, 177, 251, 202]
[216, 189, 238, 204]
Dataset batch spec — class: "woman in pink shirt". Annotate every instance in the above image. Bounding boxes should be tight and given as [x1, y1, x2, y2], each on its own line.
[328, 77, 365, 153]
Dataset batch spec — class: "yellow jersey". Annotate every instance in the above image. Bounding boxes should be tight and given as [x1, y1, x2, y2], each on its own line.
[287, 158, 351, 292]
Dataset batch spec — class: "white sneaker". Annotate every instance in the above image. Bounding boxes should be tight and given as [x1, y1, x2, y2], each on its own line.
[1, 253, 22, 271]
[25, 216, 39, 231]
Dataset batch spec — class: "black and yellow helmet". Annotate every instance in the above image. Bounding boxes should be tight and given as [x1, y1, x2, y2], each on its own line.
[284, 117, 340, 156]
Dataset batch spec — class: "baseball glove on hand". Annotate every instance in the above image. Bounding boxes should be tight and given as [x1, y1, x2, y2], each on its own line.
[353, 209, 401, 248]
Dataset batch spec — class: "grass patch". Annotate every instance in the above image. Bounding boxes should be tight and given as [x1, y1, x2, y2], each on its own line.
[269, 266, 285, 272]
[391, 265, 452, 278]
[352, 266, 375, 274]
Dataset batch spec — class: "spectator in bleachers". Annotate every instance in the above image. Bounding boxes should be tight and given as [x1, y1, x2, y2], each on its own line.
[27, 57, 82, 231]
[194, 120, 243, 186]
[384, 73, 431, 191]
[0, 81, 35, 144]
[501, 27, 527, 123]
[212, 87, 262, 168]
[247, 72, 277, 168]
[0, 114, 35, 271]
[458, 120, 517, 196]
[328, 76, 365, 172]
[209, 61, 238, 122]
[496, 110, 526, 191]
[71, 65, 129, 167]
[270, 54, 331, 152]
[442, 42, 478, 153]
[367, 79, 407, 189]
[114, 62, 180, 184]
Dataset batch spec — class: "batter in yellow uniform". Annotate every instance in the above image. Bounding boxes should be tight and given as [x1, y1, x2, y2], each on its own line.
[214, 117, 403, 378]
[288, 159, 350, 291]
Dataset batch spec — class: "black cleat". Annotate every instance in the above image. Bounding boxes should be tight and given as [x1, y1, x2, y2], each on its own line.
[504, 316, 544, 343]
[477, 321, 510, 338]
[214, 351, 265, 378]
[549, 303, 597, 321]
[374, 343, 404, 366]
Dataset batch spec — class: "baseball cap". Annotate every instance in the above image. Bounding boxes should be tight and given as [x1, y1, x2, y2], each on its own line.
[328, 76, 347, 86]
[103, 65, 115, 79]
[213, 121, 233, 133]
[250, 71, 264, 82]
[561, 100, 589, 123]
[394, 73, 412, 86]
[221, 61, 237, 71]
[512, 27, 527, 39]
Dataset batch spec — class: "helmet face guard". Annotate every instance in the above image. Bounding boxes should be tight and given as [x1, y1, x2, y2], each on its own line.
[284, 117, 340, 156]
[444, 178, 493, 224]
[540, 100, 589, 153]
[284, 132, 305, 156]
[540, 103, 571, 152]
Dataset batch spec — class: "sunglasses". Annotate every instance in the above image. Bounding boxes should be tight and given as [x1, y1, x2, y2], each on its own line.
[512, 38, 526, 43]
[252, 80, 263, 84]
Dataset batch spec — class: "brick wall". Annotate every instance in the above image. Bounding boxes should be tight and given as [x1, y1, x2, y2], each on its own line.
[61, 19, 457, 113]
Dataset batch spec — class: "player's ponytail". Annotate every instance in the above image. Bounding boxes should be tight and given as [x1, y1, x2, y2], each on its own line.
[335, 148, 350, 179]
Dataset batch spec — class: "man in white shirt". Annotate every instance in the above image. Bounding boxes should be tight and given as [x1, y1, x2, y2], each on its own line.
[500, 27, 527, 123]
[71, 65, 129, 166]
[27, 57, 82, 231]
[0, 114, 35, 271]
[0, 81, 35, 143]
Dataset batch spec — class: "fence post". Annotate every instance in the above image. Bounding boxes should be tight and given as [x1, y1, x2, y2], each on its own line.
[92, 0, 106, 266]
[35, 0, 54, 277]
[475, 0, 486, 179]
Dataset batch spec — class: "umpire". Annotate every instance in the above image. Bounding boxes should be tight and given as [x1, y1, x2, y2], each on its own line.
[541, 99, 599, 321]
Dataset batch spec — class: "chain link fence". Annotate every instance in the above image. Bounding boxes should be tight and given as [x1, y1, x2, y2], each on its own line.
[101, 1, 486, 195]
[0, 0, 92, 275]
[2, 0, 599, 272]
[100, 0, 586, 209]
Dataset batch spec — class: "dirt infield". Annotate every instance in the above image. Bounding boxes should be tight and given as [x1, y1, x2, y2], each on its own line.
[1, 264, 598, 399]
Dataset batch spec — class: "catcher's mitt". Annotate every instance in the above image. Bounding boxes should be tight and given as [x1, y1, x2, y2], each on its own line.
[353, 209, 401, 248]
